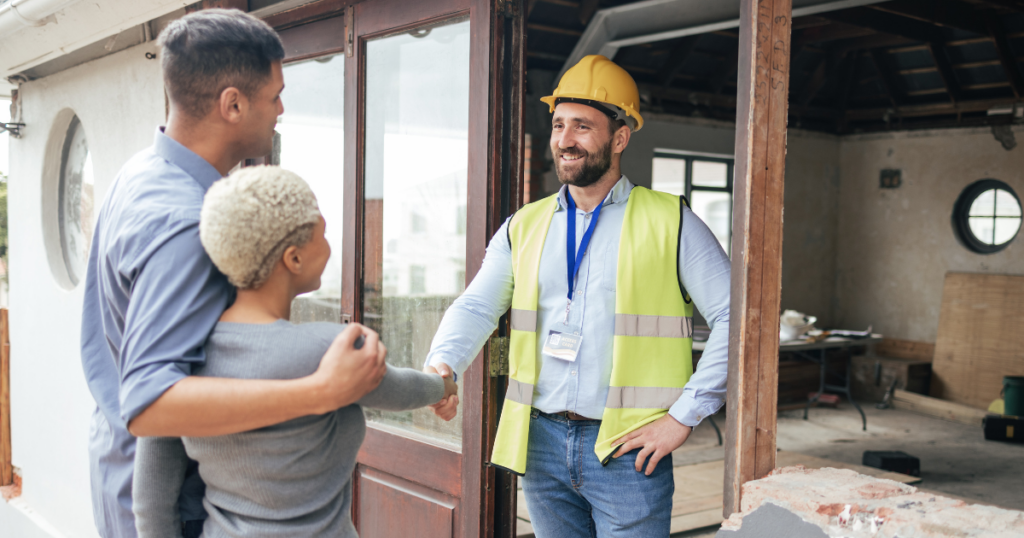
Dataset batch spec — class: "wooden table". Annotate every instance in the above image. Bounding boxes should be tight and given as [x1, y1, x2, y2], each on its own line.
[694, 335, 883, 431]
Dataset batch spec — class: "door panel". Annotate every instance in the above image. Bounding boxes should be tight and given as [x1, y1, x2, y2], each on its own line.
[357, 466, 457, 538]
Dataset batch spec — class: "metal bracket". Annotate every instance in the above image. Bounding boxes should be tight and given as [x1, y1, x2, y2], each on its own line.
[345, 6, 354, 58]
[0, 123, 25, 138]
[488, 336, 509, 377]
[496, 0, 517, 18]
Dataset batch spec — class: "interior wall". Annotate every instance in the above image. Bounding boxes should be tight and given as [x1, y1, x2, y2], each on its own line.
[2, 40, 164, 537]
[615, 115, 842, 328]
[835, 125, 1024, 343]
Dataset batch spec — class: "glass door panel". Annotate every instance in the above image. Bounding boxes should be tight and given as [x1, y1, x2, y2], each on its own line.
[362, 17, 471, 446]
[278, 53, 346, 323]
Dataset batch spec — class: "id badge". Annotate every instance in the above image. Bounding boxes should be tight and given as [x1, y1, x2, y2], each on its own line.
[543, 329, 583, 362]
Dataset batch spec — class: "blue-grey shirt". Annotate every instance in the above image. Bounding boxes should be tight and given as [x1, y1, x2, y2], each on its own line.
[81, 129, 232, 538]
[426, 176, 731, 426]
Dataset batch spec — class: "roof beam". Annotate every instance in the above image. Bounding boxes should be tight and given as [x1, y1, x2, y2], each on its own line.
[958, 0, 1024, 11]
[578, 0, 600, 25]
[657, 35, 702, 87]
[527, 23, 583, 37]
[846, 96, 1023, 120]
[819, 7, 944, 43]
[836, 51, 862, 130]
[870, 49, 902, 108]
[869, 0, 988, 36]
[986, 14, 1024, 97]
[829, 33, 914, 53]
[928, 41, 961, 103]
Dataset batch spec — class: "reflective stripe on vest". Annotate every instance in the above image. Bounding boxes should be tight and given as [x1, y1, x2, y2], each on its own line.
[489, 186, 693, 475]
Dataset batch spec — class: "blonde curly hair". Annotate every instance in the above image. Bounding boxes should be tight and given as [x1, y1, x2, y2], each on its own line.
[200, 166, 321, 289]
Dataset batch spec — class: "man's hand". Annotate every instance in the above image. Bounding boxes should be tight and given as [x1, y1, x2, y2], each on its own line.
[424, 363, 459, 421]
[612, 414, 692, 475]
[309, 323, 388, 414]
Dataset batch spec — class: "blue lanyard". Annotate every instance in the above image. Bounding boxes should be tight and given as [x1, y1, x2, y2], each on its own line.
[565, 190, 603, 320]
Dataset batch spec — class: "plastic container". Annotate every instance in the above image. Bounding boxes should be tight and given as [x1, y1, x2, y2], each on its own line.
[1005, 376, 1024, 417]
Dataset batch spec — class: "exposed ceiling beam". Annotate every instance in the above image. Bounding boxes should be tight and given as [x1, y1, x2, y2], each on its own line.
[869, 0, 988, 36]
[639, 83, 841, 119]
[828, 33, 914, 54]
[957, 0, 1024, 11]
[986, 14, 1024, 97]
[870, 49, 902, 108]
[657, 35, 702, 86]
[578, 0, 600, 25]
[799, 53, 831, 106]
[846, 96, 1024, 120]
[792, 21, 876, 50]
[928, 41, 961, 103]
[819, 7, 944, 43]
[836, 51, 862, 131]
[527, 23, 583, 37]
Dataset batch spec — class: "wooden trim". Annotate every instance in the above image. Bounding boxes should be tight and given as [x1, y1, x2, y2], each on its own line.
[1, 309, 11, 486]
[875, 338, 935, 362]
[723, 0, 791, 518]
[278, 14, 347, 63]
[262, 0, 359, 30]
[357, 426, 463, 497]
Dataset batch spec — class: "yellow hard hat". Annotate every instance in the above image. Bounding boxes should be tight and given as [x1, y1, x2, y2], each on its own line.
[541, 55, 644, 131]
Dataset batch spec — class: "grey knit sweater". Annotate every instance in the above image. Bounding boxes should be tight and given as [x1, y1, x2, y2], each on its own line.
[133, 320, 445, 538]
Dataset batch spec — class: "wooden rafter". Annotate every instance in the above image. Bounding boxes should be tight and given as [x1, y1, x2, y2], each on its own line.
[526, 23, 582, 36]
[986, 14, 1024, 98]
[820, 7, 943, 43]
[846, 95, 1021, 120]
[928, 41, 961, 104]
[870, 0, 988, 36]
[799, 54, 830, 106]
[657, 35, 702, 87]
[578, 0, 600, 25]
[837, 51, 862, 131]
[829, 33, 914, 54]
[870, 49, 902, 108]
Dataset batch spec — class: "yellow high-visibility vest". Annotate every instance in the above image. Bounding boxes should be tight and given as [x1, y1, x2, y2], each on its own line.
[490, 186, 694, 475]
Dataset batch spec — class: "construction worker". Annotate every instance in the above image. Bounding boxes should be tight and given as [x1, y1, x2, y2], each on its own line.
[424, 55, 731, 537]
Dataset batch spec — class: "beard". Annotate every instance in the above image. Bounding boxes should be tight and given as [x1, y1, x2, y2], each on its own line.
[554, 140, 613, 188]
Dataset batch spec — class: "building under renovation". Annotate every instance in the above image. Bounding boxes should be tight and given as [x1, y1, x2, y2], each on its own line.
[0, 0, 1022, 537]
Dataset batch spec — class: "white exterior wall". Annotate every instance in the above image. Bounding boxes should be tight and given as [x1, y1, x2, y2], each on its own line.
[1, 40, 164, 537]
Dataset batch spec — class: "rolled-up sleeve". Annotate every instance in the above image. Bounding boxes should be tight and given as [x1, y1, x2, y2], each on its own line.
[119, 224, 232, 423]
[425, 218, 515, 378]
[669, 207, 731, 427]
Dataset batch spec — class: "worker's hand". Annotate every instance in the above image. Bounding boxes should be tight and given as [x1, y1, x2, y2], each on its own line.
[425, 363, 459, 421]
[310, 323, 388, 414]
[611, 414, 692, 475]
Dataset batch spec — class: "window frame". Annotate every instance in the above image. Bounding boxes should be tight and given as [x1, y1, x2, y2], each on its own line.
[952, 178, 1022, 255]
[653, 149, 734, 254]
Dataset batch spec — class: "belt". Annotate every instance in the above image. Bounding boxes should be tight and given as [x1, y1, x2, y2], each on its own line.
[536, 409, 599, 421]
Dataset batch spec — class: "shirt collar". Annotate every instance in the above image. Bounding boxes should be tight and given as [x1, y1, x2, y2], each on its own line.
[152, 127, 224, 192]
[556, 175, 634, 212]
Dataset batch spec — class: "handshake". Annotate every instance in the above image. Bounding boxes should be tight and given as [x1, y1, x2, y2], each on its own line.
[424, 362, 459, 421]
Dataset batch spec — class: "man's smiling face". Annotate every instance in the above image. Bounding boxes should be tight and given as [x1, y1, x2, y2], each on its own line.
[550, 102, 616, 188]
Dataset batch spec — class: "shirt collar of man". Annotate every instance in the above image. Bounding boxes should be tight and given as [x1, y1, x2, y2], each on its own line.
[555, 175, 634, 213]
[153, 127, 224, 193]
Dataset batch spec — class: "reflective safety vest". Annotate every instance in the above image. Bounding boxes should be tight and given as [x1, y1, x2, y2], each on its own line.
[490, 186, 694, 475]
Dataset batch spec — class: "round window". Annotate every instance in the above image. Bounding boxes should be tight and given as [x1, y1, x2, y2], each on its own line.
[952, 179, 1022, 254]
[58, 116, 95, 285]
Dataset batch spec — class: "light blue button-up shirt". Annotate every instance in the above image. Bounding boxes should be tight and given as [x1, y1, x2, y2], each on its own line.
[427, 176, 731, 426]
[81, 129, 232, 537]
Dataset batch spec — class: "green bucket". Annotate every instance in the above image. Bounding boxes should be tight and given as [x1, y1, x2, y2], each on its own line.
[1005, 376, 1024, 417]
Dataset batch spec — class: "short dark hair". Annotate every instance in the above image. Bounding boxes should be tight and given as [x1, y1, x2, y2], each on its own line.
[157, 9, 285, 119]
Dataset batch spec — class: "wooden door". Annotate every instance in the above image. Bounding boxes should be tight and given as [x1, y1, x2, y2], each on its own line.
[342, 1, 523, 537]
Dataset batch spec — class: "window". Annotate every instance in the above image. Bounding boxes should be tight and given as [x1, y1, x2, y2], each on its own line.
[652, 150, 733, 255]
[58, 116, 95, 287]
[409, 265, 426, 294]
[953, 179, 1022, 254]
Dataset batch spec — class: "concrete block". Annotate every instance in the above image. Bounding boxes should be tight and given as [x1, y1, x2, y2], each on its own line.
[720, 466, 1024, 538]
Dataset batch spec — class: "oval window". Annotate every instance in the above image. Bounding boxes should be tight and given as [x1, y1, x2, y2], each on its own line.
[59, 116, 95, 285]
[952, 179, 1021, 254]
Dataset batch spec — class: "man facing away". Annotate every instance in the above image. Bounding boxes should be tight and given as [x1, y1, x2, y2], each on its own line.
[424, 55, 732, 537]
[80, 10, 391, 538]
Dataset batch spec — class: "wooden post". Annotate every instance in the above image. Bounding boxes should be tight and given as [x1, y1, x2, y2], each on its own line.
[1, 309, 11, 486]
[723, 0, 791, 517]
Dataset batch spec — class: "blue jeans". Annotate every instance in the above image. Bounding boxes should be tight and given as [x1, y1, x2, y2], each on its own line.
[521, 410, 674, 538]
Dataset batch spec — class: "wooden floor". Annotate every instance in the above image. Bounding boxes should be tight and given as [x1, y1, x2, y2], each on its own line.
[514, 449, 920, 537]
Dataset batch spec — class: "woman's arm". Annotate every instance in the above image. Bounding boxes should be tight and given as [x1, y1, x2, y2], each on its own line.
[358, 366, 452, 411]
